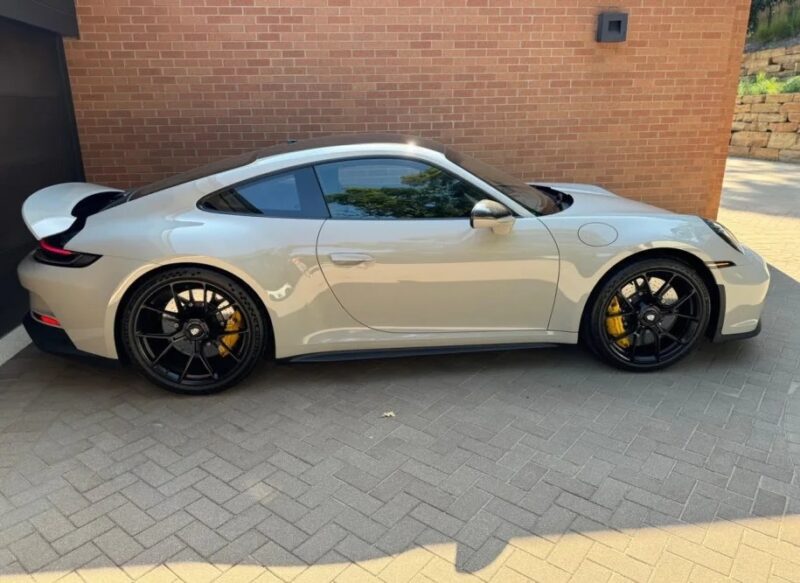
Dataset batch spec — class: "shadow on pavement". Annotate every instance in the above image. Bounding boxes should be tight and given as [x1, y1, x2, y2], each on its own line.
[0, 265, 797, 578]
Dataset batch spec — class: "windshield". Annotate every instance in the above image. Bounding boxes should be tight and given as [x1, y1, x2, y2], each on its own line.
[445, 148, 559, 215]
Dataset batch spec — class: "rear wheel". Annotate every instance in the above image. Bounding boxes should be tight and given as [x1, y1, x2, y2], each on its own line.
[584, 258, 711, 371]
[121, 267, 266, 394]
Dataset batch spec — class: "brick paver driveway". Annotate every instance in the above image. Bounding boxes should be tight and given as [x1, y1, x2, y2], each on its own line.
[0, 157, 798, 583]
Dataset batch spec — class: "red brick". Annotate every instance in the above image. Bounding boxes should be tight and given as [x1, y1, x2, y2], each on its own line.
[66, 0, 748, 218]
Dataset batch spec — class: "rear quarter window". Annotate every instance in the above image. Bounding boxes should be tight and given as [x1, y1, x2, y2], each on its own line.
[199, 167, 329, 219]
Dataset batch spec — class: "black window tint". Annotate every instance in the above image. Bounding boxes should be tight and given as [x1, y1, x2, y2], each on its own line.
[314, 158, 485, 219]
[199, 167, 328, 218]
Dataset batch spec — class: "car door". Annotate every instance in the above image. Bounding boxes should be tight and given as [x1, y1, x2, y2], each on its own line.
[314, 157, 559, 333]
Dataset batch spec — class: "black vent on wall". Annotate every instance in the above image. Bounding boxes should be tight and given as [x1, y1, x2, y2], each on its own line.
[597, 12, 629, 43]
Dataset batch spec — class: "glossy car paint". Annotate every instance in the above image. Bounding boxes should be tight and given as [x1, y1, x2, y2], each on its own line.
[17, 137, 769, 362]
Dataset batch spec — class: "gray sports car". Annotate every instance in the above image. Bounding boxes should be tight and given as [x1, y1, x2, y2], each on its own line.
[18, 134, 769, 393]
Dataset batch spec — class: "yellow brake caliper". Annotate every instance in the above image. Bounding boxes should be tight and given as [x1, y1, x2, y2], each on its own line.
[218, 310, 243, 357]
[606, 297, 631, 348]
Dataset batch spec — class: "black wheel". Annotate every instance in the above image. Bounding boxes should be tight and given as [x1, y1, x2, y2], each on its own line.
[584, 258, 711, 371]
[121, 267, 266, 394]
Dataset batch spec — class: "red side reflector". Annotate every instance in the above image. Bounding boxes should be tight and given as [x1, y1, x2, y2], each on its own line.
[33, 312, 61, 327]
[39, 239, 73, 256]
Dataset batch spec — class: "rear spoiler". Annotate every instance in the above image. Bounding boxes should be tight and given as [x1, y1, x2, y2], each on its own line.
[22, 182, 124, 240]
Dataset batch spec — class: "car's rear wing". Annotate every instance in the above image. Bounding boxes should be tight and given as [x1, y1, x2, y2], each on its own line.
[22, 183, 124, 240]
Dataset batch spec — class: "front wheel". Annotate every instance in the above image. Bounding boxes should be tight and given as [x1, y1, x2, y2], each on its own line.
[584, 258, 711, 371]
[121, 267, 266, 394]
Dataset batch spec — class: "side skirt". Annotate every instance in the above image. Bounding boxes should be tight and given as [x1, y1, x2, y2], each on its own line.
[283, 342, 560, 363]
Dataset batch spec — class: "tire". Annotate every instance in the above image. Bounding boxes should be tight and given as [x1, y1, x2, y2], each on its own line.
[583, 258, 711, 371]
[121, 267, 266, 394]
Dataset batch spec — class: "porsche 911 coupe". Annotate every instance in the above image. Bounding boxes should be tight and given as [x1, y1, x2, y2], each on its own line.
[18, 134, 769, 394]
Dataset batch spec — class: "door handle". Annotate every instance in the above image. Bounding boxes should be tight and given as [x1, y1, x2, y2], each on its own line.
[330, 253, 375, 265]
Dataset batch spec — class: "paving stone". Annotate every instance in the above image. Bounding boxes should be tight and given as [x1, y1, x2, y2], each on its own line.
[94, 526, 144, 564]
[9, 531, 57, 572]
[108, 502, 156, 536]
[30, 509, 74, 542]
[185, 496, 233, 529]
[752, 488, 787, 517]
[258, 514, 308, 551]
[0, 159, 799, 582]
[293, 523, 347, 563]
[177, 520, 227, 556]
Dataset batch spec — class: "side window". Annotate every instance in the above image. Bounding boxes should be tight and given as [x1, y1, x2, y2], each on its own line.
[199, 167, 328, 218]
[314, 158, 486, 219]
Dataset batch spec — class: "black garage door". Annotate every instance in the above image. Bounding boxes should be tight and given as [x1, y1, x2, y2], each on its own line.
[0, 16, 83, 336]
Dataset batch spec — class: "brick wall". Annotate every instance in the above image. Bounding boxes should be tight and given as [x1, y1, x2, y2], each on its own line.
[65, 0, 749, 217]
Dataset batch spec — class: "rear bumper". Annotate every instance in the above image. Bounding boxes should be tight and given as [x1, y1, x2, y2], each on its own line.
[17, 251, 155, 359]
[23, 312, 84, 357]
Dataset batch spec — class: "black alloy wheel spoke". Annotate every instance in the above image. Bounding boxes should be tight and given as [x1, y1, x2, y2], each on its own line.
[217, 328, 249, 337]
[170, 283, 189, 315]
[667, 289, 696, 313]
[216, 339, 241, 362]
[611, 329, 636, 342]
[634, 274, 651, 299]
[654, 274, 677, 302]
[630, 330, 641, 358]
[653, 330, 662, 362]
[136, 331, 180, 340]
[201, 281, 209, 308]
[215, 301, 243, 318]
[151, 339, 179, 367]
[141, 305, 180, 320]
[615, 292, 637, 314]
[660, 329, 686, 345]
[672, 313, 699, 322]
[179, 353, 195, 383]
[198, 351, 216, 379]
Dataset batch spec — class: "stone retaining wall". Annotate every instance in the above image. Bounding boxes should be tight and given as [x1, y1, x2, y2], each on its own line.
[741, 44, 800, 78]
[729, 94, 800, 161]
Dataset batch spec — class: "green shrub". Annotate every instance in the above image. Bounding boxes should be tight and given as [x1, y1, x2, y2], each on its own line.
[782, 75, 800, 92]
[739, 72, 785, 95]
[753, 7, 800, 44]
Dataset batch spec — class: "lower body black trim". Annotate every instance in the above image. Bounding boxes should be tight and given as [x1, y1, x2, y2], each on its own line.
[713, 320, 762, 343]
[285, 342, 558, 363]
[23, 312, 84, 357]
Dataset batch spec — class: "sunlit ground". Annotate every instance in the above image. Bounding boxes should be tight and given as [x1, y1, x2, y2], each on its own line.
[2, 514, 800, 582]
[1, 157, 799, 583]
[718, 157, 800, 282]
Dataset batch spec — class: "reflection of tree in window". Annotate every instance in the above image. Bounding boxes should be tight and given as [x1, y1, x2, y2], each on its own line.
[325, 166, 481, 219]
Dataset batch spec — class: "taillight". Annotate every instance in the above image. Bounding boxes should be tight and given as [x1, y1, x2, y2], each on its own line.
[32, 312, 61, 327]
[39, 239, 74, 257]
[34, 237, 100, 267]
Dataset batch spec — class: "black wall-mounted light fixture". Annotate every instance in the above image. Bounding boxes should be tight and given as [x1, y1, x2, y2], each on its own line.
[597, 12, 628, 43]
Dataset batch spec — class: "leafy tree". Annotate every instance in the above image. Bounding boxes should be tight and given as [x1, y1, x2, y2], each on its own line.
[325, 167, 481, 219]
[750, 0, 788, 32]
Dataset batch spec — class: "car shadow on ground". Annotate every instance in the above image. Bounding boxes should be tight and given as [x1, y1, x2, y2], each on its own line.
[0, 266, 796, 576]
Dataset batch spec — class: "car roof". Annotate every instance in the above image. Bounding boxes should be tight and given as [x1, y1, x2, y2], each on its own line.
[128, 133, 445, 200]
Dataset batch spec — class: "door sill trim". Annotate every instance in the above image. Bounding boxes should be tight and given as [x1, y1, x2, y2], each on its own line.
[283, 342, 559, 363]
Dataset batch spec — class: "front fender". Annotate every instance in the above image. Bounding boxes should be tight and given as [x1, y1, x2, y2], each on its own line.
[540, 214, 737, 333]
